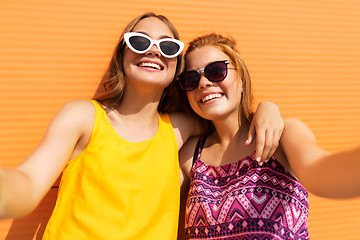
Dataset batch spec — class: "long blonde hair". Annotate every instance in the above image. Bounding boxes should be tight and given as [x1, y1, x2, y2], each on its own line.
[93, 12, 184, 112]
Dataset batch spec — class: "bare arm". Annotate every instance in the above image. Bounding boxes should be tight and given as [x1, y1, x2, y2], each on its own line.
[170, 112, 200, 151]
[0, 100, 94, 218]
[178, 137, 198, 240]
[280, 118, 360, 198]
[178, 167, 190, 240]
[172, 101, 284, 162]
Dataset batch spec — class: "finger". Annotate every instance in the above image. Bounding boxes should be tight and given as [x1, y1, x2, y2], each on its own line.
[261, 130, 274, 161]
[266, 129, 281, 160]
[255, 128, 265, 163]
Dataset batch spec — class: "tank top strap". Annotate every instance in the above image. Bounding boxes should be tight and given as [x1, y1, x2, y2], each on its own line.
[89, 99, 105, 117]
[158, 112, 172, 133]
[192, 135, 208, 166]
[87, 100, 114, 139]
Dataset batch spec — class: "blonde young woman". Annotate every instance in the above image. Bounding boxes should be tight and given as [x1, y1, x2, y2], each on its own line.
[178, 33, 360, 239]
[0, 13, 284, 239]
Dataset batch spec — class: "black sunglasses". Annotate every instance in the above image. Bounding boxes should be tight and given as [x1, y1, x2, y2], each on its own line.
[124, 32, 184, 58]
[178, 60, 234, 91]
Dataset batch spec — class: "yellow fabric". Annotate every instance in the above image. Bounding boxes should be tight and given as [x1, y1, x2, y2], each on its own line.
[42, 100, 180, 240]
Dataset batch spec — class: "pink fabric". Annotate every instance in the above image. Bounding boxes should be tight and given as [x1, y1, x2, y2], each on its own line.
[185, 136, 309, 240]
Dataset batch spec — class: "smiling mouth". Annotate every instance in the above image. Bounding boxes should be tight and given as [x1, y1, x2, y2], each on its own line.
[138, 62, 163, 70]
[201, 93, 222, 103]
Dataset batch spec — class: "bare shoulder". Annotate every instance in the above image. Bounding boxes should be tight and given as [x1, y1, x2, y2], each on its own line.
[277, 117, 325, 176]
[282, 117, 316, 142]
[284, 117, 308, 128]
[55, 100, 96, 155]
[42, 100, 96, 156]
[280, 117, 318, 157]
[59, 99, 95, 116]
[55, 100, 95, 127]
[11, 100, 96, 209]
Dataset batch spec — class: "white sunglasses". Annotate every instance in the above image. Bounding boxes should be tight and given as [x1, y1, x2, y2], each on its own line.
[124, 32, 184, 58]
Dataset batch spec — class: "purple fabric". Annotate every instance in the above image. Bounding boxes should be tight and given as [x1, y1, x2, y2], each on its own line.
[185, 136, 309, 240]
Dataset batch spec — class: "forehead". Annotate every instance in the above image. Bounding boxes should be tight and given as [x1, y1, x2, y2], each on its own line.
[132, 17, 175, 39]
[186, 46, 229, 70]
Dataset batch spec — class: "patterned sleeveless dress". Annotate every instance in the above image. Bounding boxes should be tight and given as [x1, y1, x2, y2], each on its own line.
[184, 136, 309, 240]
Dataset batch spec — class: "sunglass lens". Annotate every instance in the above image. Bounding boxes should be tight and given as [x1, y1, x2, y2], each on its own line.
[159, 41, 180, 56]
[129, 36, 151, 51]
[206, 62, 227, 81]
[180, 71, 200, 91]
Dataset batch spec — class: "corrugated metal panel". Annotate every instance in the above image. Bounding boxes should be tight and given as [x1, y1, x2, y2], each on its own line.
[1, 0, 360, 239]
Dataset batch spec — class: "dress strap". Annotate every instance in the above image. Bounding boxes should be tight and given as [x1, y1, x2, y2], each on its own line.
[192, 135, 208, 166]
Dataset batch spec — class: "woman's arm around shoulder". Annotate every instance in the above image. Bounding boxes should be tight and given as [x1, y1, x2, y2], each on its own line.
[169, 112, 201, 151]
[0, 99, 95, 218]
[280, 117, 360, 198]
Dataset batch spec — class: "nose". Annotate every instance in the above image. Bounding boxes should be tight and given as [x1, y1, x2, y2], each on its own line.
[145, 43, 161, 57]
[198, 71, 213, 89]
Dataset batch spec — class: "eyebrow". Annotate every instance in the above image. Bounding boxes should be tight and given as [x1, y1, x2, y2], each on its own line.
[135, 31, 174, 40]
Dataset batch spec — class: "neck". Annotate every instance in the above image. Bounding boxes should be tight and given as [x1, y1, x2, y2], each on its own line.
[117, 81, 164, 112]
[111, 85, 165, 128]
[204, 118, 253, 166]
[211, 114, 250, 146]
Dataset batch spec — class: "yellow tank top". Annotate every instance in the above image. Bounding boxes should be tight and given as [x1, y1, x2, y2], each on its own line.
[43, 100, 180, 240]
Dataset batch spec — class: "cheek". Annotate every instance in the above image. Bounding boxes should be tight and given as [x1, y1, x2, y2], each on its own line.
[122, 49, 135, 73]
[186, 92, 200, 112]
[226, 74, 243, 95]
[186, 91, 195, 102]
[167, 58, 178, 74]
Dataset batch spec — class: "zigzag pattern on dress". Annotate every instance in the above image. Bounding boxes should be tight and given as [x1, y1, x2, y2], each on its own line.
[184, 136, 309, 240]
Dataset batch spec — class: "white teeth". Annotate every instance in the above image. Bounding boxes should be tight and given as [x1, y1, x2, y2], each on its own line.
[201, 94, 222, 103]
[139, 62, 161, 70]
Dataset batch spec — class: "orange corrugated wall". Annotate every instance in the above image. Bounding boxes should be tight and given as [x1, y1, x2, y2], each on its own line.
[1, 0, 360, 239]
